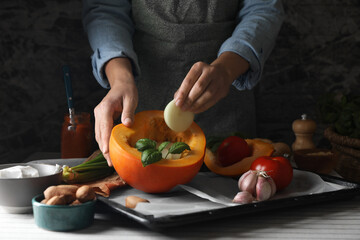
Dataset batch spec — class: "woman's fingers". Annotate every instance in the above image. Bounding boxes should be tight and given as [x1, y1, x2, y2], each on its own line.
[94, 98, 120, 167]
[175, 62, 203, 107]
[121, 89, 138, 127]
[189, 83, 225, 113]
[183, 68, 213, 110]
[176, 62, 232, 113]
[94, 83, 137, 167]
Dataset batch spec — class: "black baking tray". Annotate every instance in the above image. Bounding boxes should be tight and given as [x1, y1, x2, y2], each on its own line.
[97, 170, 360, 230]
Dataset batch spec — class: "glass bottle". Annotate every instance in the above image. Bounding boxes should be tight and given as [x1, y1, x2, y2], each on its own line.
[61, 112, 93, 158]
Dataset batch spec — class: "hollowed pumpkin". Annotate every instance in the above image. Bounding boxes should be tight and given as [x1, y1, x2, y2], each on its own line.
[204, 139, 274, 177]
[109, 110, 206, 193]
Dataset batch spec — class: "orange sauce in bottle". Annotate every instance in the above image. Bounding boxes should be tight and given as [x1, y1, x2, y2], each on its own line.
[61, 112, 93, 158]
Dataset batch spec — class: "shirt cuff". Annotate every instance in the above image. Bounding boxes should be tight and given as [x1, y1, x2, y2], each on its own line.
[91, 48, 140, 89]
[218, 39, 261, 91]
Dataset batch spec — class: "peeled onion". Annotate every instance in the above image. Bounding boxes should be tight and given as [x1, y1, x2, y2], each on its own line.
[164, 99, 194, 132]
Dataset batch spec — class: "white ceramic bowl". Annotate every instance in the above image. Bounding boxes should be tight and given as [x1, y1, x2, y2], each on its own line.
[0, 163, 62, 213]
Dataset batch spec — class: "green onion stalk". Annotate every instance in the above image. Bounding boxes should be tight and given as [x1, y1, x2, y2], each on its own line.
[62, 152, 115, 183]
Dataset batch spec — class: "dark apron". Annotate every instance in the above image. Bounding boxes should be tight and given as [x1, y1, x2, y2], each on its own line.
[132, 0, 256, 137]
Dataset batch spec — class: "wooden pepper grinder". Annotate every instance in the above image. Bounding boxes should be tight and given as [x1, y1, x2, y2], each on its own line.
[292, 113, 317, 151]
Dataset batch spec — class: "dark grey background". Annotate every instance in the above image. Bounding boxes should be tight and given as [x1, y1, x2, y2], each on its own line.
[1, 0, 359, 164]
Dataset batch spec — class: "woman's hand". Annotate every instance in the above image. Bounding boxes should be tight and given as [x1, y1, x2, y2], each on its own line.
[94, 57, 138, 166]
[174, 52, 250, 113]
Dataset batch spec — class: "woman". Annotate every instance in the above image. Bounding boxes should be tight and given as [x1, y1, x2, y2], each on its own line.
[83, 0, 284, 166]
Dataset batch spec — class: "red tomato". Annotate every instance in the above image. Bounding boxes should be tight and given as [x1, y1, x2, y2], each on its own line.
[250, 156, 293, 191]
[216, 136, 251, 167]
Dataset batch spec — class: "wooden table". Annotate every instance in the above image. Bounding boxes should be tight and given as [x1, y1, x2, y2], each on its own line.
[1, 194, 360, 240]
[1, 152, 359, 239]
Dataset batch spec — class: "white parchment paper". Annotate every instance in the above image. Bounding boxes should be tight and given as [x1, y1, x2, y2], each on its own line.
[106, 170, 347, 218]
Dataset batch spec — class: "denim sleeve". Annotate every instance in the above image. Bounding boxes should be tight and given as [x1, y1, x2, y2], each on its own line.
[218, 0, 285, 91]
[82, 0, 140, 89]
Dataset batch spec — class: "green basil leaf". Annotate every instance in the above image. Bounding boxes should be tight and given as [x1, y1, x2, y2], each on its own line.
[135, 138, 157, 152]
[158, 141, 170, 152]
[168, 142, 191, 154]
[141, 149, 162, 167]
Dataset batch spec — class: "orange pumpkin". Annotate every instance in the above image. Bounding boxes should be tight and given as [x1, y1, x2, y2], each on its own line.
[109, 110, 206, 193]
[204, 139, 274, 177]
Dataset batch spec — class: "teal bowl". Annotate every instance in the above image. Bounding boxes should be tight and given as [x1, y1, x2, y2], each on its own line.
[32, 194, 96, 231]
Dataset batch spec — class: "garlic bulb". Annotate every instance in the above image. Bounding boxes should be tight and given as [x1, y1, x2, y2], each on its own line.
[233, 170, 277, 204]
[232, 191, 254, 204]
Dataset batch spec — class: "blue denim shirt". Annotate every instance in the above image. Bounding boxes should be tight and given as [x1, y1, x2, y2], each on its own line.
[83, 0, 284, 90]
